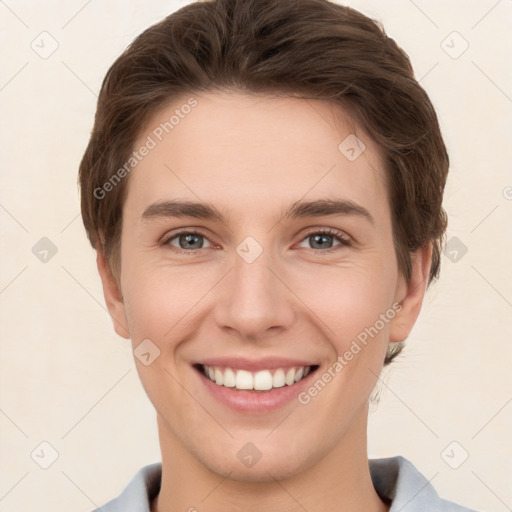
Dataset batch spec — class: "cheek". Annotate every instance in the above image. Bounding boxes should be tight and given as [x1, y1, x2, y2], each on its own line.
[291, 257, 397, 341]
[121, 261, 217, 340]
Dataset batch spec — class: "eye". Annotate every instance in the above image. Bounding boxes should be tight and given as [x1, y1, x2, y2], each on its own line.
[161, 227, 351, 255]
[163, 231, 212, 252]
[298, 228, 351, 252]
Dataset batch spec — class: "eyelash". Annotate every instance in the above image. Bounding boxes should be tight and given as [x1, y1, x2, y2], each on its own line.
[161, 228, 352, 255]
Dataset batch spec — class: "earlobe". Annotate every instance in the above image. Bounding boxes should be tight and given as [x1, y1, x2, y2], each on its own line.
[96, 250, 130, 340]
[389, 243, 433, 343]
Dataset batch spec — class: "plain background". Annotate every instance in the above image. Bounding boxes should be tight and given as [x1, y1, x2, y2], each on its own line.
[1, 1, 511, 511]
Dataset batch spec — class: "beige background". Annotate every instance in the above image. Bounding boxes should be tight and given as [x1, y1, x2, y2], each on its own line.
[1, 1, 511, 511]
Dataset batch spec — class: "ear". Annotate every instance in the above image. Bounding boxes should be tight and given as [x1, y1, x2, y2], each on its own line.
[96, 250, 130, 339]
[389, 243, 433, 343]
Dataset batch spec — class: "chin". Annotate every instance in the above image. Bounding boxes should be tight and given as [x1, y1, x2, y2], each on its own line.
[193, 440, 317, 483]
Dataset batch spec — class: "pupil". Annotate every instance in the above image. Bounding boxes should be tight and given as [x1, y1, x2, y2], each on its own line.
[312, 234, 332, 249]
[177, 234, 333, 250]
[181, 234, 202, 249]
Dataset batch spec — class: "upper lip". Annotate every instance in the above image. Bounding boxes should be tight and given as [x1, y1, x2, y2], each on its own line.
[195, 357, 318, 372]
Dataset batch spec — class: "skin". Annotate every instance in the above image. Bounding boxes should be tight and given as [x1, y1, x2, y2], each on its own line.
[96, 91, 432, 512]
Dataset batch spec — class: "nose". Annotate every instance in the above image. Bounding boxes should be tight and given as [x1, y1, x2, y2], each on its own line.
[213, 245, 296, 341]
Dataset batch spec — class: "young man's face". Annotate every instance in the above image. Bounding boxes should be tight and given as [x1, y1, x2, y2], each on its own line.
[98, 91, 430, 481]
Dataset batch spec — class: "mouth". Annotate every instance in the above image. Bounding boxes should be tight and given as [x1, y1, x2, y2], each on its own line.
[194, 363, 319, 392]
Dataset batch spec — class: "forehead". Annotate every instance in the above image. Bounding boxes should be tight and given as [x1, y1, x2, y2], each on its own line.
[125, 91, 388, 222]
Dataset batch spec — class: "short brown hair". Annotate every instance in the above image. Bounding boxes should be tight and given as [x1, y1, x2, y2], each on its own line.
[78, 0, 449, 365]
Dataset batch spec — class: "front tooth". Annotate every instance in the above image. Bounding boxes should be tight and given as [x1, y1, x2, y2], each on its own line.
[272, 368, 286, 388]
[223, 368, 236, 387]
[285, 368, 296, 386]
[254, 370, 273, 390]
[214, 368, 224, 385]
[206, 366, 309, 389]
[235, 370, 253, 390]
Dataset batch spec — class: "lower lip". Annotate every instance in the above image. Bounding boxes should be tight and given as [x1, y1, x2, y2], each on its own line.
[195, 367, 317, 414]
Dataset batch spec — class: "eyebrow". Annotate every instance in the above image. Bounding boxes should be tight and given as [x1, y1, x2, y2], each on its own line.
[282, 198, 374, 226]
[141, 198, 374, 226]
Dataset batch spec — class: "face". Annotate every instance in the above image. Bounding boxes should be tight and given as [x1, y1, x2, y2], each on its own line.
[98, 91, 430, 481]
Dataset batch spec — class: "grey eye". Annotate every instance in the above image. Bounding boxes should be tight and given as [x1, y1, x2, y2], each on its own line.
[168, 232, 212, 250]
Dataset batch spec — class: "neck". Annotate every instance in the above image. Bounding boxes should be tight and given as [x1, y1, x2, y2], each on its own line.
[151, 406, 389, 512]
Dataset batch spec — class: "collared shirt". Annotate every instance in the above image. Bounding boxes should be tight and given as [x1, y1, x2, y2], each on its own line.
[91, 456, 478, 512]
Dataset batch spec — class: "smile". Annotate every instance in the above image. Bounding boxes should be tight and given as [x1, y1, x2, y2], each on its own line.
[198, 364, 316, 391]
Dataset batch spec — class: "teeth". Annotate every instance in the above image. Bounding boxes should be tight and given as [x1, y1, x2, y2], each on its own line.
[254, 370, 273, 391]
[214, 368, 224, 386]
[201, 365, 312, 391]
[235, 370, 253, 390]
[285, 368, 295, 386]
[223, 368, 236, 387]
[272, 368, 285, 388]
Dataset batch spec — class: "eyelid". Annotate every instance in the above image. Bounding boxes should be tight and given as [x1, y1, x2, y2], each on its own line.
[301, 226, 351, 242]
[161, 226, 352, 254]
[161, 228, 214, 252]
[297, 227, 353, 250]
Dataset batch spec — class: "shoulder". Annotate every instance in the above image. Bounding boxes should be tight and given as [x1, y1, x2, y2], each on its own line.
[369, 455, 480, 512]
[89, 462, 162, 512]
